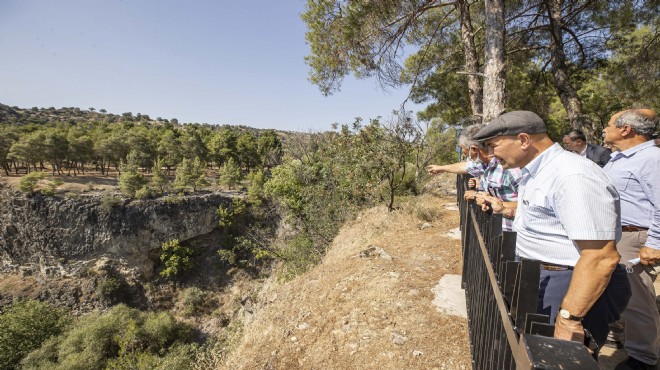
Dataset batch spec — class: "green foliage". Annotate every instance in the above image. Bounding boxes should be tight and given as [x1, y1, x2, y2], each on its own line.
[257, 129, 283, 168]
[119, 150, 147, 197]
[18, 171, 47, 192]
[216, 198, 247, 228]
[236, 132, 259, 171]
[135, 186, 152, 200]
[174, 157, 208, 191]
[95, 277, 121, 301]
[277, 233, 321, 281]
[41, 178, 64, 196]
[20, 305, 194, 370]
[180, 287, 208, 316]
[246, 169, 267, 206]
[100, 192, 122, 213]
[150, 158, 169, 194]
[0, 299, 71, 370]
[217, 157, 242, 190]
[159, 239, 194, 279]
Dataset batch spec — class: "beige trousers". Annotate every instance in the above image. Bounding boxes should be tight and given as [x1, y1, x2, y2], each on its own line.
[615, 230, 660, 365]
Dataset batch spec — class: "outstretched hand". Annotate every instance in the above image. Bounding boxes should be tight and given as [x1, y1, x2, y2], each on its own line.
[427, 165, 444, 175]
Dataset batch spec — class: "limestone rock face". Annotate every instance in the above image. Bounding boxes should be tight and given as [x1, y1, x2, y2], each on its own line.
[0, 191, 234, 278]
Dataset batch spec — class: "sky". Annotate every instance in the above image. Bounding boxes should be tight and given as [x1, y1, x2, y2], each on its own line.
[0, 0, 424, 132]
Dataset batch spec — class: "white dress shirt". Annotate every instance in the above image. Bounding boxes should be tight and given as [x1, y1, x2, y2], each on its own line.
[514, 143, 621, 266]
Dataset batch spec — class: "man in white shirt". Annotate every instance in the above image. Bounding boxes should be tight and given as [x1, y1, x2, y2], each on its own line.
[474, 111, 630, 352]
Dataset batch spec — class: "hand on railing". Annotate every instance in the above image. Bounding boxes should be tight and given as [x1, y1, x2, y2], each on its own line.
[468, 177, 479, 189]
[463, 190, 478, 201]
[479, 194, 503, 213]
[554, 316, 585, 342]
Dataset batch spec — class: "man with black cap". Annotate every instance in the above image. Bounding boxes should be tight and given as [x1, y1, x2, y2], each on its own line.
[474, 111, 630, 353]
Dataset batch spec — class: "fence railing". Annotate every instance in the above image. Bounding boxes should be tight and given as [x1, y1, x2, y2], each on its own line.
[456, 174, 599, 370]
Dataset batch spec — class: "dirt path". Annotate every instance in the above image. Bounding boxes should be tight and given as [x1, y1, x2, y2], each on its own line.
[222, 194, 472, 369]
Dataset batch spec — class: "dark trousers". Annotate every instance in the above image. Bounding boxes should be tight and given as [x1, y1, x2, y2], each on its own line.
[537, 264, 631, 349]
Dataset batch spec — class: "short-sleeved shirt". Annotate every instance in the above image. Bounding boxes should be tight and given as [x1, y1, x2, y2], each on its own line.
[603, 140, 660, 249]
[465, 158, 488, 178]
[514, 143, 621, 266]
[477, 157, 522, 231]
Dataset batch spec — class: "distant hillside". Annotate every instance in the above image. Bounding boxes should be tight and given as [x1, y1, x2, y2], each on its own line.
[0, 102, 306, 136]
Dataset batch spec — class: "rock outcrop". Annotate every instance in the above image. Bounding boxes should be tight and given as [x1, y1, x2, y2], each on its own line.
[0, 190, 234, 278]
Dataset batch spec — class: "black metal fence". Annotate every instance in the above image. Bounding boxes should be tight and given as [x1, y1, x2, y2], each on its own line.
[456, 174, 599, 370]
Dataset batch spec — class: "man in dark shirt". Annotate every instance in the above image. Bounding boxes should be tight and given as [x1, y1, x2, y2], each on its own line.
[562, 129, 612, 166]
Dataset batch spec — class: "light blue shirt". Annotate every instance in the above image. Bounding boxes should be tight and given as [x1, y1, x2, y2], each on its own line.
[514, 143, 621, 266]
[603, 140, 660, 249]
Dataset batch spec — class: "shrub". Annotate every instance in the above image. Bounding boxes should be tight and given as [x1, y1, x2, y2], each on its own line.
[181, 287, 208, 316]
[159, 239, 193, 278]
[95, 277, 121, 301]
[100, 192, 122, 212]
[18, 171, 47, 193]
[41, 178, 64, 196]
[135, 186, 152, 200]
[0, 299, 71, 369]
[21, 305, 194, 370]
[278, 233, 321, 281]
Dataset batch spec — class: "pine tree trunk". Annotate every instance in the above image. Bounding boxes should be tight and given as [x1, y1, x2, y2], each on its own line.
[457, 0, 483, 121]
[483, 0, 506, 124]
[545, 0, 592, 139]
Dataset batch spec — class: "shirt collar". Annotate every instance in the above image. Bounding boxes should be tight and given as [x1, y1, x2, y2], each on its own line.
[522, 142, 564, 179]
[610, 140, 656, 160]
[579, 144, 587, 157]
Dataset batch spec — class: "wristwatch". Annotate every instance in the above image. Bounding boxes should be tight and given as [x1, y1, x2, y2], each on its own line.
[559, 308, 583, 321]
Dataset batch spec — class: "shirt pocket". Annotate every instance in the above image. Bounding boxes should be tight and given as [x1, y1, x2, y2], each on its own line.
[520, 191, 554, 224]
[612, 172, 633, 191]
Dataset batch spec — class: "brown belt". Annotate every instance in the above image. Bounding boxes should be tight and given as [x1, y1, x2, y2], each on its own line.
[540, 262, 574, 271]
[622, 225, 648, 232]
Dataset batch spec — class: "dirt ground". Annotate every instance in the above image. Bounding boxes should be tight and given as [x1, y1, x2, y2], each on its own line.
[219, 182, 659, 370]
[1, 170, 120, 192]
[222, 192, 471, 370]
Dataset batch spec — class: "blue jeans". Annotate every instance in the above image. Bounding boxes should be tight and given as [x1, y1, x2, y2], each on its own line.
[537, 264, 631, 349]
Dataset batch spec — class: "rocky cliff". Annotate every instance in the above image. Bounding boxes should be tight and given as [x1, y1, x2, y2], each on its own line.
[0, 190, 234, 279]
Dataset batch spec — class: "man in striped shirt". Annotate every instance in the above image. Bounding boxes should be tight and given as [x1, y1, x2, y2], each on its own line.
[474, 111, 630, 353]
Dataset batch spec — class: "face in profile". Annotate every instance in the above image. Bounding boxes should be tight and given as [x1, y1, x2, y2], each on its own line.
[561, 136, 579, 152]
[485, 136, 523, 169]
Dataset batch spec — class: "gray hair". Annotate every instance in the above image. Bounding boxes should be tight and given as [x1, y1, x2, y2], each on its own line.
[458, 123, 486, 149]
[615, 111, 658, 138]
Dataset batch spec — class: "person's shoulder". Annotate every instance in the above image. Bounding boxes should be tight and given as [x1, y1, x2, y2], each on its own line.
[635, 144, 660, 163]
[589, 143, 611, 153]
[555, 150, 600, 170]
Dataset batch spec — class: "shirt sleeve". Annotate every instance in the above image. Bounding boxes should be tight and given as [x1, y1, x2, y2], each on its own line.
[554, 172, 620, 241]
[638, 155, 660, 249]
